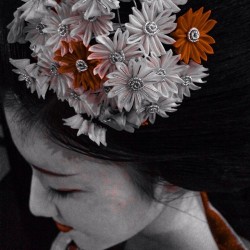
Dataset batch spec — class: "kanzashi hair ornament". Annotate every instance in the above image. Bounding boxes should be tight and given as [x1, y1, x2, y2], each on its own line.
[7, 0, 216, 146]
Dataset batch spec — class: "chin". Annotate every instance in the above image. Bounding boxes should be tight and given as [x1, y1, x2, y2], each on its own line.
[70, 231, 111, 250]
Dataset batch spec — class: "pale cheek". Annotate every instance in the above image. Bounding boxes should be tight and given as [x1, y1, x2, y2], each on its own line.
[104, 187, 138, 214]
[98, 168, 139, 212]
[59, 191, 141, 231]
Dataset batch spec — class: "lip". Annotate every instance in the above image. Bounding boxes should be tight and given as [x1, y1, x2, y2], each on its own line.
[54, 220, 73, 232]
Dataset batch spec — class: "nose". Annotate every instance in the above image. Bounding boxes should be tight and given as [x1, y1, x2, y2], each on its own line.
[29, 172, 58, 218]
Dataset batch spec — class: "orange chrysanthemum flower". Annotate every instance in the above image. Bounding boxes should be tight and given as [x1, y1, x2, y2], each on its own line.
[172, 7, 217, 64]
[54, 41, 101, 90]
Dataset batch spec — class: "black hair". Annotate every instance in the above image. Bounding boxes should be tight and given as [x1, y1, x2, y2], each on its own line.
[1, 0, 250, 239]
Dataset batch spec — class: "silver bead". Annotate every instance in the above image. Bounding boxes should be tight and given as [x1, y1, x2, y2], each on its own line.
[31, 45, 36, 51]
[75, 60, 88, 73]
[181, 76, 192, 86]
[88, 16, 97, 22]
[187, 27, 200, 43]
[109, 51, 125, 64]
[58, 24, 69, 37]
[50, 63, 60, 76]
[22, 74, 32, 86]
[70, 91, 81, 100]
[146, 104, 159, 114]
[156, 68, 167, 77]
[36, 23, 46, 35]
[104, 86, 112, 94]
[128, 77, 144, 91]
[144, 21, 159, 36]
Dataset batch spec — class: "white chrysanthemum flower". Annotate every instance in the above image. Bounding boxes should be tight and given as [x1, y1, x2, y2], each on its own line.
[125, 2, 176, 56]
[95, 86, 117, 109]
[7, 9, 26, 44]
[23, 19, 51, 53]
[72, 0, 120, 19]
[99, 108, 138, 133]
[138, 97, 180, 124]
[9, 58, 49, 99]
[140, 0, 188, 13]
[65, 88, 101, 118]
[34, 69, 50, 99]
[147, 50, 185, 98]
[88, 29, 143, 79]
[104, 59, 161, 112]
[19, 0, 58, 21]
[42, 3, 76, 53]
[36, 50, 73, 100]
[63, 114, 107, 146]
[177, 60, 209, 99]
[10, 58, 36, 91]
[64, 12, 115, 47]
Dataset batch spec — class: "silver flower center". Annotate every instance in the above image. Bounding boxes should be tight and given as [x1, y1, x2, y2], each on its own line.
[128, 77, 144, 91]
[187, 27, 200, 43]
[109, 51, 125, 64]
[144, 21, 159, 36]
[88, 16, 97, 22]
[104, 86, 112, 94]
[58, 24, 69, 37]
[181, 76, 192, 86]
[36, 23, 46, 35]
[76, 60, 88, 72]
[146, 104, 160, 114]
[31, 45, 36, 51]
[156, 68, 167, 77]
[50, 63, 60, 76]
[70, 91, 80, 100]
[22, 74, 32, 86]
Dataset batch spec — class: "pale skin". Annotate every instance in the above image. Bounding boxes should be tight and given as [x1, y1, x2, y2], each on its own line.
[4, 106, 219, 250]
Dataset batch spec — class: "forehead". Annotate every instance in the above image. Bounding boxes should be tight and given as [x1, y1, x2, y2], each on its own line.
[4, 107, 115, 176]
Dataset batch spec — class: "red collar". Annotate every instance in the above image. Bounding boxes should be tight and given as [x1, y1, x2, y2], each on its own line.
[201, 192, 247, 250]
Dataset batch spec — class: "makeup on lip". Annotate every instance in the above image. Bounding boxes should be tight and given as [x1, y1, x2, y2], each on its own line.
[67, 241, 80, 250]
[54, 222, 83, 249]
[55, 221, 73, 233]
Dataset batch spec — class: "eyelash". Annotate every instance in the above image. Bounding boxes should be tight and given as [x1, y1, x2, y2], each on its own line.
[47, 187, 73, 200]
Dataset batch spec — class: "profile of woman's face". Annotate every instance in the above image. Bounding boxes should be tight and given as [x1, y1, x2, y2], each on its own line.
[4, 107, 164, 250]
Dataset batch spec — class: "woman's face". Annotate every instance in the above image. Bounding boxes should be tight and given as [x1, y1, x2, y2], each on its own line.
[4, 108, 164, 250]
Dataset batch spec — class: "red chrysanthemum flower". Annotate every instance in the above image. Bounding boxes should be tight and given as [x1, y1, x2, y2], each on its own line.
[54, 41, 101, 90]
[172, 7, 217, 64]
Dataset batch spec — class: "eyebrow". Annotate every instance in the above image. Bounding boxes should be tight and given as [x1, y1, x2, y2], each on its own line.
[32, 165, 77, 177]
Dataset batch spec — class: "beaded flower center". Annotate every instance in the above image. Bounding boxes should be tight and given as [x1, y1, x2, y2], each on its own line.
[109, 51, 125, 64]
[88, 16, 98, 22]
[21, 73, 32, 85]
[146, 104, 160, 114]
[70, 91, 81, 100]
[104, 86, 112, 94]
[36, 23, 46, 35]
[156, 68, 167, 77]
[58, 24, 69, 37]
[181, 76, 192, 86]
[76, 60, 88, 72]
[128, 77, 144, 91]
[187, 27, 200, 43]
[50, 63, 60, 76]
[144, 21, 159, 36]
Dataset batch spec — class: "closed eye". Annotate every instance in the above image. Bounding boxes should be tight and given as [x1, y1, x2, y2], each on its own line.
[47, 187, 81, 200]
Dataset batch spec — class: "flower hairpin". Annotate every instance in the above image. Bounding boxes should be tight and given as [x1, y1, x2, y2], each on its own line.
[7, 0, 216, 146]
